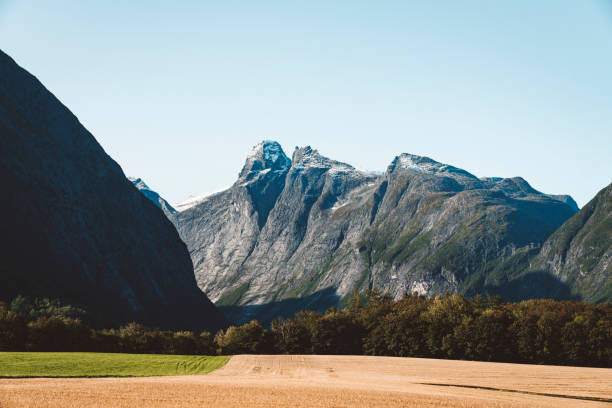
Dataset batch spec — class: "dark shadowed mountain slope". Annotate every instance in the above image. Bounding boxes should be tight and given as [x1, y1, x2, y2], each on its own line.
[0, 50, 227, 331]
[171, 141, 578, 324]
[487, 183, 611, 302]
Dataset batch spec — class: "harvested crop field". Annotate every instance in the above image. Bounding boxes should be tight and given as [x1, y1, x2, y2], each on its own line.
[1, 355, 610, 408]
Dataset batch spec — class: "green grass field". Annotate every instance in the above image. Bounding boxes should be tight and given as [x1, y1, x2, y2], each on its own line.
[0, 352, 230, 378]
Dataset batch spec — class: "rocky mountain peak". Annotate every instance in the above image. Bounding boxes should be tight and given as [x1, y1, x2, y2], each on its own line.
[238, 140, 291, 183]
[291, 145, 315, 164]
[128, 177, 150, 191]
[387, 153, 478, 179]
[128, 177, 176, 216]
[291, 146, 366, 177]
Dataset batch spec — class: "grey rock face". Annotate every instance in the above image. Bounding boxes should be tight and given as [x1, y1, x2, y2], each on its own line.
[0, 49, 227, 331]
[172, 142, 578, 323]
[129, 177, 177, 216]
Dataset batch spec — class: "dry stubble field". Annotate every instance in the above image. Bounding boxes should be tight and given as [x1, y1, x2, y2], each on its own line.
[1, 354, 611, 408]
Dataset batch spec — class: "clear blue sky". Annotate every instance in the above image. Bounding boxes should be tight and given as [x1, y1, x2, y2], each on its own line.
[1, 1, 611, 207]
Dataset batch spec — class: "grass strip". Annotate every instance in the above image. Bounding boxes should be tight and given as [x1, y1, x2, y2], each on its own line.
[0, 352, 230, 378]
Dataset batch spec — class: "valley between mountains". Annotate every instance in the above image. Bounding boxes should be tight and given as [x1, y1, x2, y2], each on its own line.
[1, 45, 609, 334]
[2, 3, 611, 405]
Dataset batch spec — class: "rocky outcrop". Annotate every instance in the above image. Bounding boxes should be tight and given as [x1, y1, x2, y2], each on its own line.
[172, 141, 578, 323]
[0, 49, 227, 331]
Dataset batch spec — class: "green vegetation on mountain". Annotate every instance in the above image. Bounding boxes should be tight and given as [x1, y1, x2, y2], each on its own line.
[217, 283, 250, 306]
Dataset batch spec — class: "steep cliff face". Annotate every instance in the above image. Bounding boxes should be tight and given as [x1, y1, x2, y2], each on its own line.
[0, 50, 227, 331]
[172, 141, 577, 323]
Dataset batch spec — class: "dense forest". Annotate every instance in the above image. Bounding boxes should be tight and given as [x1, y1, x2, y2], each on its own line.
[1, 293, 610, 367]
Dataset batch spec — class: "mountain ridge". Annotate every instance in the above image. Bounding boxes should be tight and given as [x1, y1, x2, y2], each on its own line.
[160, 141, 581, 323]
[164, 144, 579, 216]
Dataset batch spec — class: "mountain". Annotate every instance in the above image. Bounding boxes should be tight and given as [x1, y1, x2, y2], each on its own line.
[489, 183, 611, 302]
[0, 49, 227, 332]
[171, 141, 578, 324]
[129, 177, 177, 216]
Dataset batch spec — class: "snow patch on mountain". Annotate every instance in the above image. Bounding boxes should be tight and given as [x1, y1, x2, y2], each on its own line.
[174, 187, 229, 212]
[292, 146, 370, 178]
[391, 154, 477, 179]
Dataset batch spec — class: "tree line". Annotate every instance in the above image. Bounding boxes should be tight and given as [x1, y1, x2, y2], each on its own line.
[1, 293, 610, 367]
[0, 296, 216, 355]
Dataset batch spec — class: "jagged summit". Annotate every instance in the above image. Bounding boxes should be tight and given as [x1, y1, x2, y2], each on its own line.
[238, 141, 291, 183]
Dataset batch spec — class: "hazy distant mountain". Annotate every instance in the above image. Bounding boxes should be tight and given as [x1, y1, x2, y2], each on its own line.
[0, 49, 227, 331]
[171, 141, 578, 323]
[129, 177, 177, 216]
